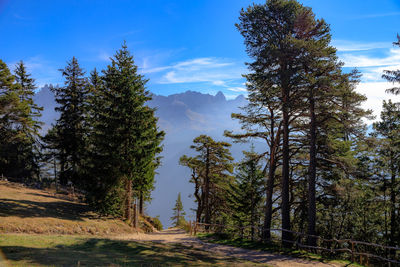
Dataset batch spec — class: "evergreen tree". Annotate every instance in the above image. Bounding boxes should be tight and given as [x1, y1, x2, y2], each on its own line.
[180, 135, 233, 226]
[13, 61, 43, 179]
[236, 0, 372, 247]
[87, 43, 164, 220]
[227, 149, 264, 240]
[50, 57, 89, 186]
[225, 69, 282, 241]
[372, 100, 400, 246]
[0, 60, 43, 179]
[171, 193, 186, 227]
[237, 0, 319, 246]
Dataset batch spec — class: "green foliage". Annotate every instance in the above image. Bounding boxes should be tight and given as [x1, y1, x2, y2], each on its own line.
[180, 135, 233, 225]
[85, 43, 164, 217]
[49, 57, 89, 187]
[171, 193, 186, 227]
[0, 59, 42, 180]
[226, 148, 264, 240]
[151, 216, 163, 231]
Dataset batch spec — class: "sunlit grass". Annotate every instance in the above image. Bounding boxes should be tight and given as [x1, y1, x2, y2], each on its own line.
[0, 234, 267, 266]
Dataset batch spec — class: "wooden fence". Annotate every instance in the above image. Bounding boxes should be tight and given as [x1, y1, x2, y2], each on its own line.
[187, 222, 400, 266]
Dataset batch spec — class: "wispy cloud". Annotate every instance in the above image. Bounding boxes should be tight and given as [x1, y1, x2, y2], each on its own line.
[332, 40, 390, 52]
[227, 87, 247, 92]
[338, 45, 400, 82]
[341, 48, 400, 68]
[142, 57, 245, 85]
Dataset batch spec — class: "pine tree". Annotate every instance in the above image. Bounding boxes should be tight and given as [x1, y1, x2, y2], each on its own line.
[0, 59, 21, 177]
[13, 61, 43, 179]
[50, 57, 89, 187]
[227, 148, 264, 240]
[372, 100, 400, 246]
[87, 43, 164, 219]
[0, 59, 43, 179]
[225, 69, 282, 241]
[171, 193, 186, 227]
[237, 0, 325, 246]
[180, 135, 233, 226]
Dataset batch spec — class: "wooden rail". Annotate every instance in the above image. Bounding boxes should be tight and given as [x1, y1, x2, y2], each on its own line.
[188, 222, 400, 266]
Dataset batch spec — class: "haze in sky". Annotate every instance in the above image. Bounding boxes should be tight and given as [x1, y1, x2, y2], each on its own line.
[1, 0, 400, 118]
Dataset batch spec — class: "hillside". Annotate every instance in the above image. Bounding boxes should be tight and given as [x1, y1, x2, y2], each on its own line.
[0, 181, 136, 235]
[0, 181, 266, 266]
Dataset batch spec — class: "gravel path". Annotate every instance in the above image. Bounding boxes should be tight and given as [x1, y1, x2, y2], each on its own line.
[121, 228, 343, 267]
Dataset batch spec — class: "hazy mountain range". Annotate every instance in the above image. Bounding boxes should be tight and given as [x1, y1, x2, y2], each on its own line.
[34, 86, 258, 227]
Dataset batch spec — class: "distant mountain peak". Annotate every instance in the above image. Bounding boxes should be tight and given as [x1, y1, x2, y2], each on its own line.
[215, 91, 226, 102]
[235, 94, 246, 101]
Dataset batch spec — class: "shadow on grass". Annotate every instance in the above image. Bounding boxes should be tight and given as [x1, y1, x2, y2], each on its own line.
[0, 198, 95, 221]
[1, 238, 249, 266]
[198, 233, 351, 265]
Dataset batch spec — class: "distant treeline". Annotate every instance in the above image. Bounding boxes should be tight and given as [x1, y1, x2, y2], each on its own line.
[0, 43, 164, 224]
[180, 0, 400, 251]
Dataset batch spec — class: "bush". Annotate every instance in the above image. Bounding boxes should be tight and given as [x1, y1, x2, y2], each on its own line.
[142, 215, 163, 231]
[177, 217, 187, 227]
[152, 216, 163, 231]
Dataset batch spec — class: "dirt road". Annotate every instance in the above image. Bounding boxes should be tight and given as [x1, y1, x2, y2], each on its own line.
[123, 228, 343, 267]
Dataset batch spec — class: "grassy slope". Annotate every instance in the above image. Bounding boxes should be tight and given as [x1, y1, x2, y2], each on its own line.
[0, 182, 266, 266]
[0, 181, 135, 235]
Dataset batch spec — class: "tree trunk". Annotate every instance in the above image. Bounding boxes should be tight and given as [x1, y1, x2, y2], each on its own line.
[139, 190, 144, 215]
[53, 154, 58, 192]
[125, 179, 132, 224]
[281, 88, 292, 247]
[133, 202, 138, 228]
[193, 173, 203, 223]
[204, 147, 211, 228]
[59, 158, 67, 186]
[263, 154, 276, 241]
[307, 90, 317, 246]
[390, 159, 396, 246]
[263, 119, 281, 242]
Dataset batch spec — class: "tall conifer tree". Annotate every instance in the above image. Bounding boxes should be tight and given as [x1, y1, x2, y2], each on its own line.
[50, 57, 88, 186]
[88, 43, 164, 219]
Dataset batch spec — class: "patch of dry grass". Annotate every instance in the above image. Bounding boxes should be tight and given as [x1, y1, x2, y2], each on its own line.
[0, 181, 137, 236]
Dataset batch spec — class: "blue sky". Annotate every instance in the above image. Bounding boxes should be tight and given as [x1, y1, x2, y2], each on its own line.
[1, 0, 400, 118]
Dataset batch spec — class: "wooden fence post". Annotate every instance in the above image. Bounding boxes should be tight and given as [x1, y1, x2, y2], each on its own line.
[351, 241, 355, 263]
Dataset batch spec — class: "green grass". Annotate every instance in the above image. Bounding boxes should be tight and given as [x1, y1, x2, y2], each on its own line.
[197, 233, 365, 267]
[0, 234, 267, 266]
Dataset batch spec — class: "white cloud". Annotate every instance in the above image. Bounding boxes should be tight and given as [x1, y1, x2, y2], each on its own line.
[341, 48, 400, 68]
[212, 80, 226, 86]
[336, 41, 400, 83]
[332, 40, 390, 52]
[356, 82, 400, 122]
[143, 57, 245, 85]
[227, 87, 247, 92]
